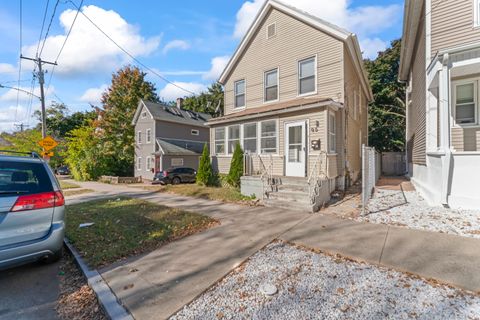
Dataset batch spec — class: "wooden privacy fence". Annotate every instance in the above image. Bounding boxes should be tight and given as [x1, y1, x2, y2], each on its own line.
[381, 152, 406, 176]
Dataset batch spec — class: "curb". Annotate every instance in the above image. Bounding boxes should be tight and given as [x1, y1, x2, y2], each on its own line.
[64, 239, 134, 320]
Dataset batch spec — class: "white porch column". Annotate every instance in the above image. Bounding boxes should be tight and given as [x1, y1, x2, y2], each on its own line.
[438, 53, 452, 206]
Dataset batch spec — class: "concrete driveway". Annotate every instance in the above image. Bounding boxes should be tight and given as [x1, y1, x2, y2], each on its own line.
[0, 261, 61, 320]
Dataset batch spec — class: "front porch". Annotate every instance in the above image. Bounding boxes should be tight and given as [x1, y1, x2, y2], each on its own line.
[419, 43, 480, 209]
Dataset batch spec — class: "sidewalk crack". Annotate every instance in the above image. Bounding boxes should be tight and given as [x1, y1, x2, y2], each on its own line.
[378, 225, 390, 264]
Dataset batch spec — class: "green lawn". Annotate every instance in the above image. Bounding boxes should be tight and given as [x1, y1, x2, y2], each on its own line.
[63, 189, 94, 197]
[66, 197, 217, 268]
[60, 180, 81, 190]
[130, 183, 256, 204]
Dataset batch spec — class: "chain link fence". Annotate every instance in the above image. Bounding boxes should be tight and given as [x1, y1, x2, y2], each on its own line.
[361, 144, 381, 214]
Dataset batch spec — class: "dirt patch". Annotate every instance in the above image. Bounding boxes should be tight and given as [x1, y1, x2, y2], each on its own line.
[56, 251, 106, 320]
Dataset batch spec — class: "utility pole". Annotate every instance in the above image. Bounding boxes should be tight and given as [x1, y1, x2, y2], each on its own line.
[14, 123, 29, 132]
[20, 55, 57, 139]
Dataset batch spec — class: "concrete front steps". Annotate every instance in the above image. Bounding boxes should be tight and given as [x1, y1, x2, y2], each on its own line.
[264, 177, 315, 212]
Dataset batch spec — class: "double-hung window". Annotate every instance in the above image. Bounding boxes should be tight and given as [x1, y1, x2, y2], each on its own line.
[243, 123, 257, 154]
[260, 120, 277, 154]
[455, 81, 477, 125]
[146, 157, 151, 170]
[228, 125, 241, 154]
[298, 57, 316, 95]
[146, 129, 151, 143]
[234, 80, 246, 108]
[264, 69, 278, 102]
[137, 157, 142, 170]
[215, 127, 225, 155]
[328, 113, 336, 153]
[137, 131, 142, 144]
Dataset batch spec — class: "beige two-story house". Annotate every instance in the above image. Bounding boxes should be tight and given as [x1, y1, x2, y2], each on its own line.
[207, 0, 373, 211]
[400, 0, 480, 209]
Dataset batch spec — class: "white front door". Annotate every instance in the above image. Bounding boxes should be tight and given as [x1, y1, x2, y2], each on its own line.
[285, 121, 306, 177]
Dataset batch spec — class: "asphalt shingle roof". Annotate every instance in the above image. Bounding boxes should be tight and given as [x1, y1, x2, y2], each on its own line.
[156, 138, 206, 156]
[143, 101, 211, 127]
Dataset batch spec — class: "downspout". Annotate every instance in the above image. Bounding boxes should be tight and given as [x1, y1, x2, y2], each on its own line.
[440, 53, 452, 207]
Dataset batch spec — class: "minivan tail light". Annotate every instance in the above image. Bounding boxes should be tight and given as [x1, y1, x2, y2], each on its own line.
[11, 191, 65, 212]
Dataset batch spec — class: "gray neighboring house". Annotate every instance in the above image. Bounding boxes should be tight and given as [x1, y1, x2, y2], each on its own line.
[132, 99, 211, 180]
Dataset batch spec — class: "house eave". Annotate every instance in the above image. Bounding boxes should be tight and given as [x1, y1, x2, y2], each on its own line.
[399, 0, 424, 81]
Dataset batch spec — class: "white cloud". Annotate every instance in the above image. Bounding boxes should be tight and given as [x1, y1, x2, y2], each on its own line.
[22, 5, 161, 76]
[0, 104, 39, 132]
[233, 0, 401, 59]
[159, 82, 207, 101]
[0, 63, 16, 74]
[0, 85, 54, 103]
[202, 55, 230, 81]
[79, 84, 108, 104]
[162, 40, 190, 54]
[360, 38, 389, 60]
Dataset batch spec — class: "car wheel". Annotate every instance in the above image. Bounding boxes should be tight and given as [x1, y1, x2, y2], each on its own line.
[43, 246, 63, 264]
[172, 177, 181, 185]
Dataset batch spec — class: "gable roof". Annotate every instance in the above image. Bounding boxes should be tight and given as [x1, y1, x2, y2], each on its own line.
[218, 0, 373, 101]
[399, 0, 424, 81]
[132, 100, 211, 127]
[156, 138, 205, 156]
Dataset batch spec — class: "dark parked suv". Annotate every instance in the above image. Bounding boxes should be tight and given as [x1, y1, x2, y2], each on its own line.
[152, 167, 196, 185]
[0, 151, 65, 270]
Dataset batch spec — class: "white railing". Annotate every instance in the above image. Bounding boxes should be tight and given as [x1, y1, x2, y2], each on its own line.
[307, 151, 327, 205]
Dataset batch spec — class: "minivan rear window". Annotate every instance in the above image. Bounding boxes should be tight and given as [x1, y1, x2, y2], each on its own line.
[0, 161, 53, 196]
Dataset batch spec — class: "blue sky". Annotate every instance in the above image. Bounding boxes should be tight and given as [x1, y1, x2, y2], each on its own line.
[0, 0, 403, 132]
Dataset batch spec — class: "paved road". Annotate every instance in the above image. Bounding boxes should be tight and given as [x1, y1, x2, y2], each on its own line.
[0, 260, 61, 320]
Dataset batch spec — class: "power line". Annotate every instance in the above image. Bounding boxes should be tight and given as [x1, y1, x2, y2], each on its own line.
[39, 0, 61, 58]
[67, 0, 196, 95]
[46, 0, 84, 92]
[14, 0, 23, 123]
[36, 0, 50, 57]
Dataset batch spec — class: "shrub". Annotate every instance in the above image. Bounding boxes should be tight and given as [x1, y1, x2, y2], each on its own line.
[227, 142, 243, 187]
[196, 144, 214, 186]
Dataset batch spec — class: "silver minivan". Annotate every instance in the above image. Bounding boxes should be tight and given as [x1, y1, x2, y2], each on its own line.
[0, 152, 65, 270]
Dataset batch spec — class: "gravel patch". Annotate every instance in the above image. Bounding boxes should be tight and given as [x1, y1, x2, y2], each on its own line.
[361, 189, 480, 239]
[170, 242, 480, 320]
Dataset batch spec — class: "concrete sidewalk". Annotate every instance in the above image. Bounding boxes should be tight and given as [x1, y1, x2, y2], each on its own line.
[67, 181, 480, 319]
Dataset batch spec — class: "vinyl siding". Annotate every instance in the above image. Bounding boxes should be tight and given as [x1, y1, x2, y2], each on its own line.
[134, 105, 156, 180]
[407, 9, 427, 166]
[223, 7, 344, 115]
[431, 0, 480, 55]
[343, 47, 368, 180]
[451, 127, 480, 151]
[155, 120, 209, 142]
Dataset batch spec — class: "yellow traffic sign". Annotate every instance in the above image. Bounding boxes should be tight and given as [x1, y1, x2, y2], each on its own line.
[40, 151, 54, 157]
[38, 136, 58, 151]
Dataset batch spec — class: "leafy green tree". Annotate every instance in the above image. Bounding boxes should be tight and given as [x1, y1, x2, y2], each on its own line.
[63, 126, 107, 181]
[96, 65, 160, 176]
[181, 83, 224, 116]
[227, 142, 243, 188]
[364, 39, 406, 152]
[1, 129, 42, 154]
[196, 144, 215, 186]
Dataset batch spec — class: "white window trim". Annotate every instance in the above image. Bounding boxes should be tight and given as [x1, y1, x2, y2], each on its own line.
[452, 79, 479, 127]
[214, 127, 226, 156]
[328, 112, 336, 154]
[227, 124, 242, 155]
[137, 157, 142, 170]
[146, 156, 151, 171]
[137, 131, 142, 144]
[266, 22, 276, 39]
[234, 79, 246, 109]
[259, 119, 279, 155]
[263, 68, 279, 104]
[297, 55, 317, 97]
[475, 0, 480, 28]
[191, 129, 200, 136]
[146, 129, 151, 143]
[242, 122, 258, 154]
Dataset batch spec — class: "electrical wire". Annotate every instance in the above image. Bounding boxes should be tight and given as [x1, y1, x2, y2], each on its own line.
[39, 0, 61, 58]
[67, 0, 196, 95]
[46, 0, 84, 92]
[36, 0, 50, 58]
[14, 0, 23, 123]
